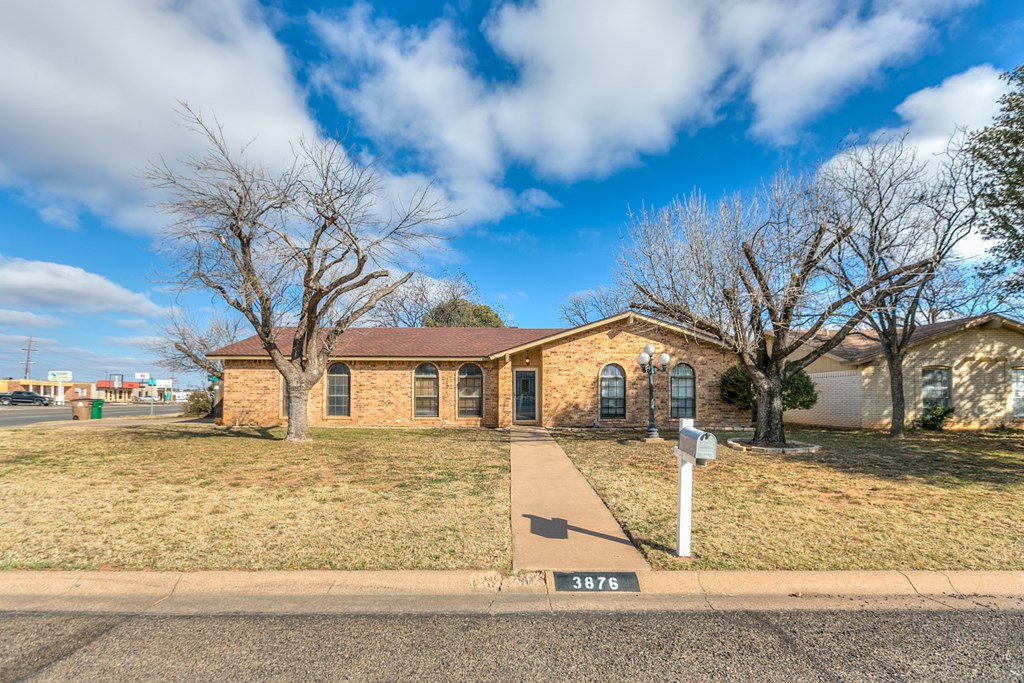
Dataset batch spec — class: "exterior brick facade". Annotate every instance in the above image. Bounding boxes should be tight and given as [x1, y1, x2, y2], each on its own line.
[218, 316, 749, 430]
[536, 319, 744, 429]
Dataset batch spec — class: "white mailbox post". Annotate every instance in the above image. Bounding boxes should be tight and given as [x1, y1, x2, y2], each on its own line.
[673, 419, 717, 557]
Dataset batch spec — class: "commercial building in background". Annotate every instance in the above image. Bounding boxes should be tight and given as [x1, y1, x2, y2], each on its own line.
[95, 378, 177, 402]
[0, 379, 94, 403]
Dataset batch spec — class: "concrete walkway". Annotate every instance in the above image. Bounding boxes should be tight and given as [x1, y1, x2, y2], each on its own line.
[510, 426, 651, 572]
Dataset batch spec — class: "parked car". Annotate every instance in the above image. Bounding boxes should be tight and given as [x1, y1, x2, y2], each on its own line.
[135, 396, 158, 402]
[0, 391, 54, 406]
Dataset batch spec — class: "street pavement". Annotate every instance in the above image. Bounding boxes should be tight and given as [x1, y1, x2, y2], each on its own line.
[4, 609, 1023, 681]
[3, 567, 1023, 680]
[0, 403, 183, 429]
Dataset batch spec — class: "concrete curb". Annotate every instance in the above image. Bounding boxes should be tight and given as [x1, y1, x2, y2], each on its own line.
[1, 570, 1022, 615]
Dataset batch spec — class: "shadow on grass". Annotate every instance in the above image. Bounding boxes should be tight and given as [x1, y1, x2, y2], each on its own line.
[725, 428, 1024, 487]
[109, 425, 283, 441]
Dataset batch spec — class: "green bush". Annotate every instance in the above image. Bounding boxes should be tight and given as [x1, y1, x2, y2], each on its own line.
[719, 364, 818, 413]
[719, 365, 756, 411]
[784, 369, 819, 411]
[184, 390, 212, 416]
[915, 404, 955, 431]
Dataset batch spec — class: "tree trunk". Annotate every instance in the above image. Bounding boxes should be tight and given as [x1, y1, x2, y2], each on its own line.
[752, 374, 786, 447]
[884, 350, 907, 438]
[285, 381, 312, 443]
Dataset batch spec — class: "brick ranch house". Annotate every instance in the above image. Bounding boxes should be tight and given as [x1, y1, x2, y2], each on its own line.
[208, 313, 749, 429]
[786, 314, 1024, 430]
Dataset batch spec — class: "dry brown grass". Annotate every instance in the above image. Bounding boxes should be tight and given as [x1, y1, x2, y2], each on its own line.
[554, 428, 1024, 571]
[0, 424, 511, 571]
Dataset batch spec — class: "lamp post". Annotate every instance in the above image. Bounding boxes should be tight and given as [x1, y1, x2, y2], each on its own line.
[637, 344, 671, 440]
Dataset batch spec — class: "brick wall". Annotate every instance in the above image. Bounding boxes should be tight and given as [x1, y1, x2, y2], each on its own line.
[537, 319, 747, 430]
[861, 326, 1024, 430]
[222, 358, 501, 428]
[785, 370, 864, 428]
[221, 319, 749, 430]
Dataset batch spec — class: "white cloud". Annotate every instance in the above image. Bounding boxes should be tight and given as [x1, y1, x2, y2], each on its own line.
[894, 65, 1009, 261]
[0, 0, 983, 237]
[747, 10, 928, 141]
[845, 64, 1009, 261]
[0, 0, 317, 233]
[0, 309, 65, 328]
[312, 0, 977, 222]
[485, 0, 720, 177]
[893, 64, 1009, 158]
[0, 257, 165, 315]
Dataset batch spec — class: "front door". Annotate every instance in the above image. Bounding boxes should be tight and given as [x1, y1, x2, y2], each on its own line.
[514, 369, 537, 422]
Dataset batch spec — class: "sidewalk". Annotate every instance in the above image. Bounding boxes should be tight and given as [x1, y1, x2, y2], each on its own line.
[2, 570, 1022, 615]
[510, 426, 650, 572]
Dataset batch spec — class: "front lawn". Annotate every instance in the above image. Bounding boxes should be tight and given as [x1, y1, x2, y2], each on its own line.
[0, 425, 511, 571]
[554, 428, 1024, 571]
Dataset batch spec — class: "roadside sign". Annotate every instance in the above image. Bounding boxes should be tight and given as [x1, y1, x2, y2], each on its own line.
[135, 372, 151, 381]
[48, 370, 73, 382]
[155, 379, 174, 388]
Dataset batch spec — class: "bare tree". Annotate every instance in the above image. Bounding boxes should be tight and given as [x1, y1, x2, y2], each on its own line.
[917, 258, 1019, 324]
[146, 105, 451, 442]
[366, 272, 475, 327]
[823, 132, 981, 437]
[623, 172, 933, 447]
[148, 306, 246, 381]
[559, 286, 628, 326]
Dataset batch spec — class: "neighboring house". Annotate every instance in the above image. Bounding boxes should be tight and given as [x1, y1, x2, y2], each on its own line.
[207, 312, 749, 430]
[787, 314, 1024, 430]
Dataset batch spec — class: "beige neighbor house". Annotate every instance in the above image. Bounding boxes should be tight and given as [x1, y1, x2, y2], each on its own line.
[208, 313, 749, 430]
[786, 314, 1024, 430]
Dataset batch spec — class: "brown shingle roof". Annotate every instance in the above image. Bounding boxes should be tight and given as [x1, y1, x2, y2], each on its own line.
[815, 314, 1024, 364]
[209, 326, 567, 359]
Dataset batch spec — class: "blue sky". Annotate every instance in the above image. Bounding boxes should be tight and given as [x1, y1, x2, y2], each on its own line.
[0, 0, 1022, 386]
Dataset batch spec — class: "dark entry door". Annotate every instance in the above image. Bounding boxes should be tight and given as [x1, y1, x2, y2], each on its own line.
[514, 370, 537, 422]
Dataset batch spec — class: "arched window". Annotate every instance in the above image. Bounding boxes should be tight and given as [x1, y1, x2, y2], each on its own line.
[458, 364, 483, 418]
[414, 363, 439, 417]
[326, 363, 350, 417]
[600, 364, 626, 419]
[671, 363, 696, 419]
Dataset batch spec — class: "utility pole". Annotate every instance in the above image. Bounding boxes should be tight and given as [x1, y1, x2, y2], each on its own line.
[21, 336, 33, 380]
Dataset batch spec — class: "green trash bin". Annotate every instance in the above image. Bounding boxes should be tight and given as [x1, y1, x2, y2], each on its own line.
[90, 399, 104, 419]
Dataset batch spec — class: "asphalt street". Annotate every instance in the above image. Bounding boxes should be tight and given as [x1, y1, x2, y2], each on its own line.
[2, 609, 1022, 682]
[0, 403, 183, 429]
